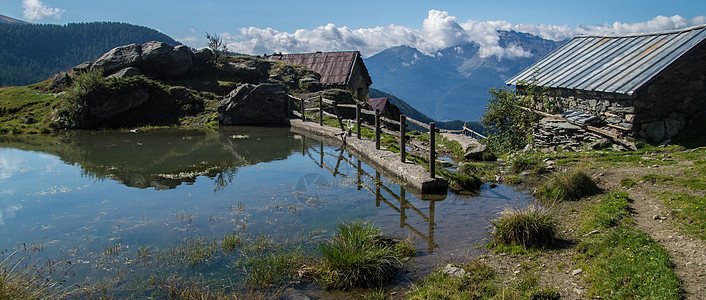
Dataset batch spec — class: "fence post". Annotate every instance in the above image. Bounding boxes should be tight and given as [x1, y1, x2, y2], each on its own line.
[400, 115, 406, 162]
[375, 109, 381, 150]
[319, 95, 323, 126]
[300, 97, 305, 121]
[429, 122, 436, 178]
[356, 103, 361, 139]
[286, 96, 291, 118]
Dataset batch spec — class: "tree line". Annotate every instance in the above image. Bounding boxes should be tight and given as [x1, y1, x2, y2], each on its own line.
[0, 22, 180, 87]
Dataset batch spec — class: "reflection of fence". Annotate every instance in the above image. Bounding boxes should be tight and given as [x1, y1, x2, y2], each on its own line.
[301, 138, 440, 253]
[289, 94, 447, 179]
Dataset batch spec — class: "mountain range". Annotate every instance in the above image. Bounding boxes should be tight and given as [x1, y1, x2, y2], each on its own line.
[364, 31, 563, 122]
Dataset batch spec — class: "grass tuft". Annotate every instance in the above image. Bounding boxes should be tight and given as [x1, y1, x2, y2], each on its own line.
[537, 168, 600, 201]
[491, 204, 557, 249]
[314, 220, 406, 290]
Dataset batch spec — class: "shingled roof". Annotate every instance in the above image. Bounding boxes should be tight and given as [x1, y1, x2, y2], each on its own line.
[506, 24, 706, 95]
[267, 51, 372, 86]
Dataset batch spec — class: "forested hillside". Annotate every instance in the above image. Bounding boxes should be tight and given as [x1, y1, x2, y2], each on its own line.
[0, 22, 179, 86]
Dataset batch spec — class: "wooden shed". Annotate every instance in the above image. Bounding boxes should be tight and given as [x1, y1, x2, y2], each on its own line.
[507, 25, 706, 144]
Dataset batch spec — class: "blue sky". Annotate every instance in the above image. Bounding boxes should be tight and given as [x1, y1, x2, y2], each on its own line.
[2, 0, 705, 57]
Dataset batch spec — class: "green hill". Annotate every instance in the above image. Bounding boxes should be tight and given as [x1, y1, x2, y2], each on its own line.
[0, 22, 179, 86]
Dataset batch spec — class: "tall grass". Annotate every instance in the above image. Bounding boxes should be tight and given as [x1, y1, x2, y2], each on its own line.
[0, 248, 74, 299]
[491, 204, 557, 249]
[314, 220, 407, 289]
[537, 168, 600, 201]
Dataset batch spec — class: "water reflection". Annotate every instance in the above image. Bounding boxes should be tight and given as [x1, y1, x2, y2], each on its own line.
[301, 137, 446, 254]
[1, 127, 303, 190]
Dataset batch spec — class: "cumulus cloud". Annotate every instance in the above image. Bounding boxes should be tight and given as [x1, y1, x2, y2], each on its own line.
[222, 10, 706, 59]
[22, 0, 64, 20]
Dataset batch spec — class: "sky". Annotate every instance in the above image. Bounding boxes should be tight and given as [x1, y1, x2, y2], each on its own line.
[2, 0, 706, 58]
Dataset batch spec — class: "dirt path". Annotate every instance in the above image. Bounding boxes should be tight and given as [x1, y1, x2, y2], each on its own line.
[598, 166, 706, 299]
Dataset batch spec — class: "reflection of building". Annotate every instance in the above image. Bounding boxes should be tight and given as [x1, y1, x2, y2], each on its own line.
[265, 51, 372, 103]
[302, 137, 446, 253]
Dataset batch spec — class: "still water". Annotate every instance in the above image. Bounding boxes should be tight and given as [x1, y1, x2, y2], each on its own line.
[0, 127, 533, 295]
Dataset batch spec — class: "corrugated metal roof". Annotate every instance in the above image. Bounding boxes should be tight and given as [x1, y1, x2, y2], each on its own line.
[506, 24, 706, 95]
[266, 51, 372, 86]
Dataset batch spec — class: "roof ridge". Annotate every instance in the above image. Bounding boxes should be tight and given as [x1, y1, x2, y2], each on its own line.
[574, 24, 706, 39]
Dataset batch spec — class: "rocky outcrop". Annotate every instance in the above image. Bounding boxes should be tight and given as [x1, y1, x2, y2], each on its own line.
[107, 67, 142, 79]
[441, 132, 488, 160]
[93, 43, 143, 75]
[218, 83, 288, 125]
[87, 41, 210, 79]
[88, 88, 150, 119]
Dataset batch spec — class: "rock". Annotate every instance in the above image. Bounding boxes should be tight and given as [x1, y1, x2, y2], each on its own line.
[50, 72, 72, 90]
[464, 141, 489, 160]
[191, 48, 212, 68]
[138, 42, 193, 78]
[221, 60, 261, 77]
[645, 120, 666, 142]
[72, 61, 93, 73]
[218, 83, 288, 125]
[442, 264, 467, 278]
[107, 67, 142, 79]
[280, 288, 310, 300]
[571, 268, 583, 276]
[93, 43, 142, 75]
[664, 112, 686, 138]
[88, 88, 149, 119]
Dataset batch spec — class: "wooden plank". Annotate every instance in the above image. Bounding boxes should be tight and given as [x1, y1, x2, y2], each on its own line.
[606, 123, 631, 131]
[360, 108, 375, 115]
[321, 98, 335, 105]
[380, 116, 401, 126]
[406, 117, 431, 130]
[336, 104, 357, 108]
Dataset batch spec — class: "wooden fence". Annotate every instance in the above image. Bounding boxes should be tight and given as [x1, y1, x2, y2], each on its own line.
[288, 94, 486, 178]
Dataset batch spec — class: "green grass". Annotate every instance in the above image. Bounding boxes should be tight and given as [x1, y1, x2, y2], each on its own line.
[582, 191, 632, 234]
[509, 155, 546, 174]
[0, 81, 58, 134]
[439, 169, 483, 191]
[576, 226, 682, 299]
[663, 192, 706, 240]
[458, 162, 498, 179]
[620, 177, 637, 188]
[313, 220, 408, 290]
[406, 259, 496, 300]
[491, 204, 557, 249]
[537, 168, 600, 201]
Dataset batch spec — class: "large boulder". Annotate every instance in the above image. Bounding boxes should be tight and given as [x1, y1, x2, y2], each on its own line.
[107, 67, 142, 79]
[218, 83, 287, 125]
[138, 42, 193, 78]
[191, 48, 213, 68]
[88, 88, 149, 119]
[93, 44, 142, 75]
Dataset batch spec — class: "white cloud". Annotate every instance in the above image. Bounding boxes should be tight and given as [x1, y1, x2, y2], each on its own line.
[22, 0, 64, 20]
[222, 10, 706, 59]
[178, 36, 200, 47]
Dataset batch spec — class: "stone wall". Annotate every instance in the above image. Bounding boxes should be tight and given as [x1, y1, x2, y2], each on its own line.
[523, 42, 706, 143]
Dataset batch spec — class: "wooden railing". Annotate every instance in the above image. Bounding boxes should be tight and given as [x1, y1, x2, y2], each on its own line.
[287, 94, 486, 179]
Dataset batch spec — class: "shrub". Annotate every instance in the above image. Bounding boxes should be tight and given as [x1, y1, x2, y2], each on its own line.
[314, 220, 404, 289]
[537, 168, 600, 201]
[492, 204, 557, 248]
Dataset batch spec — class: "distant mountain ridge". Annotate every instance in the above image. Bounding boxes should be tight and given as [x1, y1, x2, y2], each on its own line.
[0, 21, 180, 86]
[0, 14, 31, 24]
[364, 30, 563, 122]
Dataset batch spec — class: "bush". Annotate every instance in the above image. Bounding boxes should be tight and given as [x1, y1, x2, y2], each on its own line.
[314, 220, 404, 289]
[492, 204, 557, 248]
[537, 168, 600, 201]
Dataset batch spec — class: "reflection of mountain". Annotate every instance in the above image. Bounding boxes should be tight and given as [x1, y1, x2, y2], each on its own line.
[0, 127, 302, 190]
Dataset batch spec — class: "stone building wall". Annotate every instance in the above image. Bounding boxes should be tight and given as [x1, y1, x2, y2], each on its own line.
[526, 42, 706, 143]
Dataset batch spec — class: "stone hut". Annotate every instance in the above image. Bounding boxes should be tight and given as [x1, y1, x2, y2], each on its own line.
[507, 25, 706, 145]
[265, 51, 372, 102]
